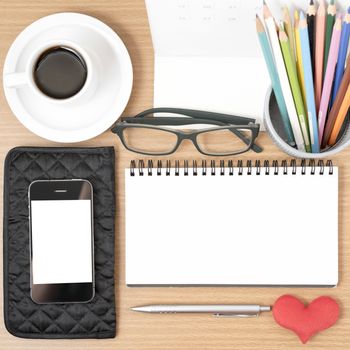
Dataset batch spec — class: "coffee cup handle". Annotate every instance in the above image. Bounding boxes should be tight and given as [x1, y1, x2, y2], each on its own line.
[4, 73, 27, 88]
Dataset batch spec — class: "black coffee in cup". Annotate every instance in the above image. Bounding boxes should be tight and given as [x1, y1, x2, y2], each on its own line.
[33, 46, 87, 99]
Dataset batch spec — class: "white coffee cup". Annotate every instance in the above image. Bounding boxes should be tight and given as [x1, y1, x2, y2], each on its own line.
[3, 39, 97, 105]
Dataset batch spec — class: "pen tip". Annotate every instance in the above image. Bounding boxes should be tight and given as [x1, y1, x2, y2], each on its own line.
[131, 305, 153, 312]
[131, 306, 143, 312]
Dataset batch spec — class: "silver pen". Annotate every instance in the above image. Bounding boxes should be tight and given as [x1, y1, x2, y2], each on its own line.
[131, 304, 271, 317]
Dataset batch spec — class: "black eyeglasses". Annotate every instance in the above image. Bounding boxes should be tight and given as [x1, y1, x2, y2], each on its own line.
[111, 108, 262, 156]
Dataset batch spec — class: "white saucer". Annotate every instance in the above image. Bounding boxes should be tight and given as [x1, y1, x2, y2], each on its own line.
[3, 13, 133, 142]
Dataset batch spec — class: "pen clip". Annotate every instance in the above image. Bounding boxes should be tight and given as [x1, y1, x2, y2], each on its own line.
[213, 313, 259, 318]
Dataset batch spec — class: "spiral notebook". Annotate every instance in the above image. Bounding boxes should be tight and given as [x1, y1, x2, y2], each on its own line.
[125, 160, 338, 287]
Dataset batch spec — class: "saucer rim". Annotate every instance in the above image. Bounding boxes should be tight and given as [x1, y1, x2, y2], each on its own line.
[3, 12, 133, 143]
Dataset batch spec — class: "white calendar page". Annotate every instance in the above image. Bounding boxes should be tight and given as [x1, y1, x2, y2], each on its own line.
[147, 0, 262, 57]
[146, 0, 349, 126]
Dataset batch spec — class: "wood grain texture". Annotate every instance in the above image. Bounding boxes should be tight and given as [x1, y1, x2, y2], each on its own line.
[0, 0, 350, 348]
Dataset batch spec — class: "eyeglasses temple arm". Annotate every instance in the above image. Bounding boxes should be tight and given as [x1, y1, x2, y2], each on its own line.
[120, 117, 224, 126]
[132, 107, 256, 125]
[229, 129, 262, 153]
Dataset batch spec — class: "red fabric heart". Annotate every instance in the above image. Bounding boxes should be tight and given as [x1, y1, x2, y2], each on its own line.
[273, 295, 339, 343]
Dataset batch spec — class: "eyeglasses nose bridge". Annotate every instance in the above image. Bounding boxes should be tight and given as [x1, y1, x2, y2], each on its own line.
[178, 132, 194, 140]
[176, 133, 196, 149]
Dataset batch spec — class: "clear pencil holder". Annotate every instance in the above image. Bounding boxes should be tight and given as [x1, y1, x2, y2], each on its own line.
[264, 87, 350, 158]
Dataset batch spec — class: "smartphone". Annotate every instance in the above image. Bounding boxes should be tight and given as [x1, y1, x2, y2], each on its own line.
[29, 179, 94, 304]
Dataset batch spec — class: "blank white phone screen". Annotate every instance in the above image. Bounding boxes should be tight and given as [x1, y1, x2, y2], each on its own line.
[31, 200, 93, 284]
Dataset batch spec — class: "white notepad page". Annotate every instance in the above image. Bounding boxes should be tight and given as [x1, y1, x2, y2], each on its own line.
[125, 164, 338, 286]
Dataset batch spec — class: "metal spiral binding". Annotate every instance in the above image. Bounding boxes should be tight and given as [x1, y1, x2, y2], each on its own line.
[130, 160, 136, 176]
[282, 160, 288, 174]
[272, 160, 278, 175]
[202, 160, 207, 175]
[166, 160, 171, 176]
[210, 160, 216, 175]
[193, 160, 198, 176]
[247, 160, 252, 175]
[184, 160, 189, 176]
[175, 160, 180, 176]
[148, 160, 153, 176]
[220, 160, 225, 175]
[255, 160, 261, 175]
[319, 160, 324, 175]
[291, 159, 297, 174]
[264, 160, 270, 175]
[129, 159, 334, 176]
[139, 160, 144, 176]
[157, 160, 162, 175]
[237, 160, 243, 175]
[327, 160, 333, 174]
[228, 160, 234, 175]
[309, 160, 315, 175]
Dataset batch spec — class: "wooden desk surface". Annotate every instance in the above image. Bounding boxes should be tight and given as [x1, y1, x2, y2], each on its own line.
[0, 0, 350, 348]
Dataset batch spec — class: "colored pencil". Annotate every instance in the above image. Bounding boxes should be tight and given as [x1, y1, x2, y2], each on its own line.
[315, 0, 327, 111]
[323, 0, 337, 77]
[323, 55, 350, 147]
[318, 16, 342, 142]
[279, 26, 311, 152]
[336, 113, 350, 144]
[263, 3, 306, 151]
[328, 82, 350, 145]
[307, 0, 317, 76]
[299, 11, 320, 152]
[283, 6, 295, 60]
[256, 16, 295, 145]
[294, 10, 307, 105]
[332, 7, 350, 105]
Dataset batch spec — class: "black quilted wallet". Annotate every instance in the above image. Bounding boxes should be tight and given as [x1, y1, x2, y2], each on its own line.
[3, 147, 116, 339]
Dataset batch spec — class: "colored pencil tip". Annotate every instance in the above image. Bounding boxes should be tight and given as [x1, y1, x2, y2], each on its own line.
[279, 27, 288, 41]
[348, 6, 350, 14]
[299, 10, 305, 20]
[310, 0, 314, 4]
[256, 14, 264, 32]
[330, 0, 334, 4]
[294, 9, 299, 21]
[335, 15, 342, 28]
[263, 2, 273, 19]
